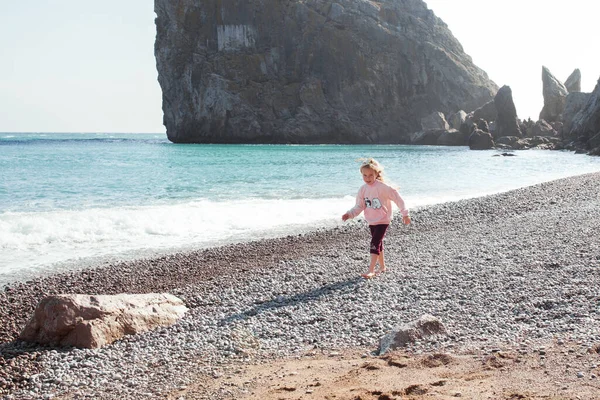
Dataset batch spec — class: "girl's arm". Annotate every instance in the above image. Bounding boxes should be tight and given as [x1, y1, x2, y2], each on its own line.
[342, 189, 365, 221]
[389, 186, 409, 217]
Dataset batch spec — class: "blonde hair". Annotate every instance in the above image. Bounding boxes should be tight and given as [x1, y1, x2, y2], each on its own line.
[358, 158, 385, 182]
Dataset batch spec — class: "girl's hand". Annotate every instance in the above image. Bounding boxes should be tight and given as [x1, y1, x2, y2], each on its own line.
[342, 213, 350, 221]
[402, 215, 411, 225]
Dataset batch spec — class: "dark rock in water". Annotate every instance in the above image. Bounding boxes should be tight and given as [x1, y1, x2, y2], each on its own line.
[468, 128, 494, 150]
[154, 0, 498, 144]
[494, 85, 521, 138]
[492, 152, 516, 157]
[539, 66, 568, 123]
[565, 69, 581, 93]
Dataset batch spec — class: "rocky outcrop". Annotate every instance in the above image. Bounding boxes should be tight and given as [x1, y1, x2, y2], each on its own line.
[19, 294, 188, 348]
[565, 69, 581, 93]
[493, 85, 521, 138]
[437, 129, 467, 146]
[567, 77, 600, 153]
[562, 92, 592, 139]
[472, 101, 497, 124]
[448, 110, 467, 130]
[539, 66, 569, 122]
[530, 120, 557, 137]
[409, 129, 443, 145]
[421, 112, 449, 131]
[154, 0, 498, 143]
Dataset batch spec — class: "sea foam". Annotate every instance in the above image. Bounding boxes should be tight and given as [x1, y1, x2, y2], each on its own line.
[0, 197, 355, 282]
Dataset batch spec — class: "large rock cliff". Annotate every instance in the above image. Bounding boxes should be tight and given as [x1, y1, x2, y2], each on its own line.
[154, 0, 498, 143]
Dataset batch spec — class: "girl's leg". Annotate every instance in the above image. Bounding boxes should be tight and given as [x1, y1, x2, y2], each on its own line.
[367, 254, 378, 275]
[364, 224, 389, 278]
[377, 250, 386, 273]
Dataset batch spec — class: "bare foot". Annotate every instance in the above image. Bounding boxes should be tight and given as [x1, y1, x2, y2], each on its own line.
[376, 268, 386, 275]
[361, 272, 376, 279]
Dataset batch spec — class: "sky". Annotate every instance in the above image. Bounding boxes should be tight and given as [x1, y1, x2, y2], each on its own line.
[0, 1, 598, 133]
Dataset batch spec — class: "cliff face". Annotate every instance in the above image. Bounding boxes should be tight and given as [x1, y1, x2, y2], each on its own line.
[154, 0, 498, 143]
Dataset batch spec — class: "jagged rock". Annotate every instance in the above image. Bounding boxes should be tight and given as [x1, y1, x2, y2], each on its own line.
[531, 119, 557, 137]
[437, 129, 467, 146]
[19, 294, 188, 348]
[495, 136, 522, 148]
[154, 0, 497, 143]
[520, 118, 535, 137]
[539, 66, 569, 122]
[550, 121, 563, 136]
[589, 132, 600, 150]
[459, 119, 477, 136]
[568, 77, 600, 154]
[421, 112, 449, 131]
[562, 92, 592, 138]
[475, 118, 489, 133]
[468, 129, 494, 150]
[410, 129, 443, 145]
[448, 110, 467, 130]
[472, 101, 497, 124]
[528, 136, 562, 150]
[378, 315, 446, 355]
[565, 69, 581, 93]
[494, 85, 521, 138]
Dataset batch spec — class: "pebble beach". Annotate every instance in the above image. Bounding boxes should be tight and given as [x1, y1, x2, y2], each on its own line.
[1, 172, 600, 399]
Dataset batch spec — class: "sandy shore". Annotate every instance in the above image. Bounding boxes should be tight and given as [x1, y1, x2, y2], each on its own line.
[1, 172, 600, 399]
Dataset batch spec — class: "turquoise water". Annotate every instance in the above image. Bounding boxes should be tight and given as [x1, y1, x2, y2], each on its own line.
[2, 132, 600, 284]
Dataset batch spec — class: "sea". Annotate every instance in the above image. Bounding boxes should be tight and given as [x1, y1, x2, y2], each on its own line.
[2, 132, 600, 286]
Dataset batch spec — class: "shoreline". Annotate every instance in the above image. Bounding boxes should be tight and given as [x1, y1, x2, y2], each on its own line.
[3, 163, 599, 290]
[1, 171, 600, 398]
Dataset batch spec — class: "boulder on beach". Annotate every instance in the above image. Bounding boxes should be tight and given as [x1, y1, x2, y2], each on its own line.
[378, 314, 446, 355]
[19, 293, 188, 348]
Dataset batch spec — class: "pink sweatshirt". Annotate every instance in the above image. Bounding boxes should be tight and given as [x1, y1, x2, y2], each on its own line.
[346, 180, 409, 225]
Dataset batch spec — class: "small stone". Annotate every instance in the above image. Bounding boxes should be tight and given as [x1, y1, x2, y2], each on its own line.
[577, 372, 584, 378]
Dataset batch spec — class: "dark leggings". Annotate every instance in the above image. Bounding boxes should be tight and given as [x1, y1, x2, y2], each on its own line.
[369, 224, 389, 255]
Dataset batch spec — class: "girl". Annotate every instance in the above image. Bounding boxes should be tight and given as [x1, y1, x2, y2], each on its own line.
[342, 158, 411, 278]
